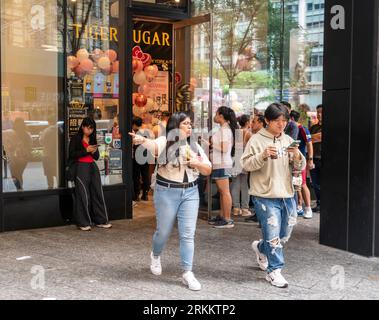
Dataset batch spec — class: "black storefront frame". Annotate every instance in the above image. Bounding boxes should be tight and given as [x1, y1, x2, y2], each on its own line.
[0, 0, 191, 232]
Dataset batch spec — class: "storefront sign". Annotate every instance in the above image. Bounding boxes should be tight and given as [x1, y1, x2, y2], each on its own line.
[105, 133, 113, 145]
[68, 101, 87, 138]
[109, 149, 122, 169]
[71, 24, 171, 46]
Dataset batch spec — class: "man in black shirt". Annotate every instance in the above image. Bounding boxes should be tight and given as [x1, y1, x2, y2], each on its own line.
[309, 104, 322, 212]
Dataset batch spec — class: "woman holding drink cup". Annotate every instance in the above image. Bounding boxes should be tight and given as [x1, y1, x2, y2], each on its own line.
[241, 103, 306, 288]
[129, 112, 212, 291]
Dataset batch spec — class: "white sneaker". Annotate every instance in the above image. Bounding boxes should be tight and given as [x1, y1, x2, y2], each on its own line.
[182, 271, 202, 291]
[265, 269, 289, 288]
[150, 252, 162, 275]
[251, 240, 268, 271]
[303, 207, 313, 219]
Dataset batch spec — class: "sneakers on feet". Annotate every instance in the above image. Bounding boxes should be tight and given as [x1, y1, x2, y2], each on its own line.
[233, 208, 241, 216]
[251, 240, 268, 271]
[78, 226, 91, 231]
[241, 209, 252, 217]
[208, 215, 222, 225]
[265, 269, 289, 288]
[182, 271, 201, 291]
[96, 223, 112, 229]
[213, 218, 234, 229]
[150, 252, 162, 275]
[297, 206, 304, 217]
[303, 207, 313, 219]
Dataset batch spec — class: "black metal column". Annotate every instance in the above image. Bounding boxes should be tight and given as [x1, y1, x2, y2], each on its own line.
[322, 0, 379, 256]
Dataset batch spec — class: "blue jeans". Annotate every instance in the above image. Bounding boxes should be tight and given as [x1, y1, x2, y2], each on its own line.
[252, 196, 297, 273]
[153, 184, 200, 271]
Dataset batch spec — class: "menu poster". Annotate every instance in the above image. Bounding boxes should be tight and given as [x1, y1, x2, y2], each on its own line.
[68, 101, 87, 138]
[145, 71, 169, 111]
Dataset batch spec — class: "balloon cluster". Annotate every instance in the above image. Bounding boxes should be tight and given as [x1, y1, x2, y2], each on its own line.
[132, 46, 159, 112]
[67, 48, 119, 78]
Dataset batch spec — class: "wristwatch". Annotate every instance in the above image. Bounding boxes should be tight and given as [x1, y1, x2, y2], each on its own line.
[307, 157, 313, 160]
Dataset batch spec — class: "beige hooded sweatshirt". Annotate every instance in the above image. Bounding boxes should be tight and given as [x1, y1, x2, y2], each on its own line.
[240, 128, 306, 199]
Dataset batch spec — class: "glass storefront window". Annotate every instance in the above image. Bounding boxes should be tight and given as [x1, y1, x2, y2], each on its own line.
[133, 0, 187, 10]
[286, 0, 324, 126]
[66, 0, 122, 186]
[192, 0, 272, 115]
[1, 0, 63, 192]
[191, 0, 324, 118]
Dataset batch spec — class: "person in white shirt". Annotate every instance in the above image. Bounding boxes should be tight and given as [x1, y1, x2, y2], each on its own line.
[209, 106, 238, 229]
[129, 112, 212, 291]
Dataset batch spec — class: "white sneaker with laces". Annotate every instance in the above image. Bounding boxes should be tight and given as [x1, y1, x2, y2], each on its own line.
[150, 252, 162, 276]
[182, 271, 202, 291]
[265, 269, 289, 288]
[303, 207, 313, 219]
[252, 240, 268, 271]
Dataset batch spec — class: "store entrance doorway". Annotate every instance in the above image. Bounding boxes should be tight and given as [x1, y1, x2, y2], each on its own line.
[131, 14, 214, 220]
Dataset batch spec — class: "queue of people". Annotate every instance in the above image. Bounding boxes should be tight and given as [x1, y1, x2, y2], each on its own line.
[66, 101, 322, 291]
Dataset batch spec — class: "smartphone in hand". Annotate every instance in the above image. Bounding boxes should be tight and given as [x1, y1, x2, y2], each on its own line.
[287, 140, 301, 148]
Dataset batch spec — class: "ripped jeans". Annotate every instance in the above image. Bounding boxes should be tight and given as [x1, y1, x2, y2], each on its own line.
[252, 196, 297, 273]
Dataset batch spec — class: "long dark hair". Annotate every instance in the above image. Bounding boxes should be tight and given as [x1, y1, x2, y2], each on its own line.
[216, 106, 238, 157]
[78, 117, 97, 145]
[159, 112, 198, 167]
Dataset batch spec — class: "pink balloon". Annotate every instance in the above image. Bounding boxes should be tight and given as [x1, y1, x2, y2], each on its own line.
[92, 48, 104, 62]
[80, 58, 94, 72]
[98, 56, 111, 69]
[132, 93, 139, 105]
[132, 59, 144, 73]
[101, 66, 112, 75]
[76, 48, 89, 62]
[112, 61, 119, 73]
[73, 65, 86, 78]
[105, 49, 118, 62]
[138, 84, 151, 95]
[67, 56, 79, 69]
[144, 65, 158, 77]
[135, 94, 147, 108]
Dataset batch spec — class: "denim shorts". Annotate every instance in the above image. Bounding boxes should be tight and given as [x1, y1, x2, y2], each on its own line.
[211, 168, 232, 180]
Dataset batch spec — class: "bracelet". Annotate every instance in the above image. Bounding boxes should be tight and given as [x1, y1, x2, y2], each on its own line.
[307, 157, 313, 160]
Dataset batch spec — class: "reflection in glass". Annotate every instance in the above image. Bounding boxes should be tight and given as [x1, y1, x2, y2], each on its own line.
[1, 0, 62, 192]
[65, 0, 122, 186]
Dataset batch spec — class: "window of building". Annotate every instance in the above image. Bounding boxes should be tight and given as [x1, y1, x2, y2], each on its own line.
[1, 0, 63, 192]
[66, 0, 122, 186]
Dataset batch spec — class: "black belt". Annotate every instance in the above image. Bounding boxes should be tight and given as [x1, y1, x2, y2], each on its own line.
[156, 179, 198, 189]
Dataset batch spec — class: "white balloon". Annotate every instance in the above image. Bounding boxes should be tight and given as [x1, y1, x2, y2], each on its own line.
[133, 71, 147, 85]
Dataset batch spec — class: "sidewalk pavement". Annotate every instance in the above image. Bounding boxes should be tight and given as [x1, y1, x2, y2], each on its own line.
[0, 211, 378, 300]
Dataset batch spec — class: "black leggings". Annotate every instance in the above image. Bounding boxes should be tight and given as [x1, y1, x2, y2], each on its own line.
[75, 162, 109, 227]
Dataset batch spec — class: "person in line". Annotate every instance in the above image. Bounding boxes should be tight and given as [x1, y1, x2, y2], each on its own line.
[310, 104, 323, 212]
[281, 101, 299, 140]
[290, 110, 314, 219]
[241, 103, 306, 288]
[209, 106, 238, 229]
[68, 117, 112, 231]
[129, 112, 212, 291]
[3, 117, 33, 191]
[132, 117, 151, 201]
[231, 114, 252, 217]
[245, 114, 266, 223]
